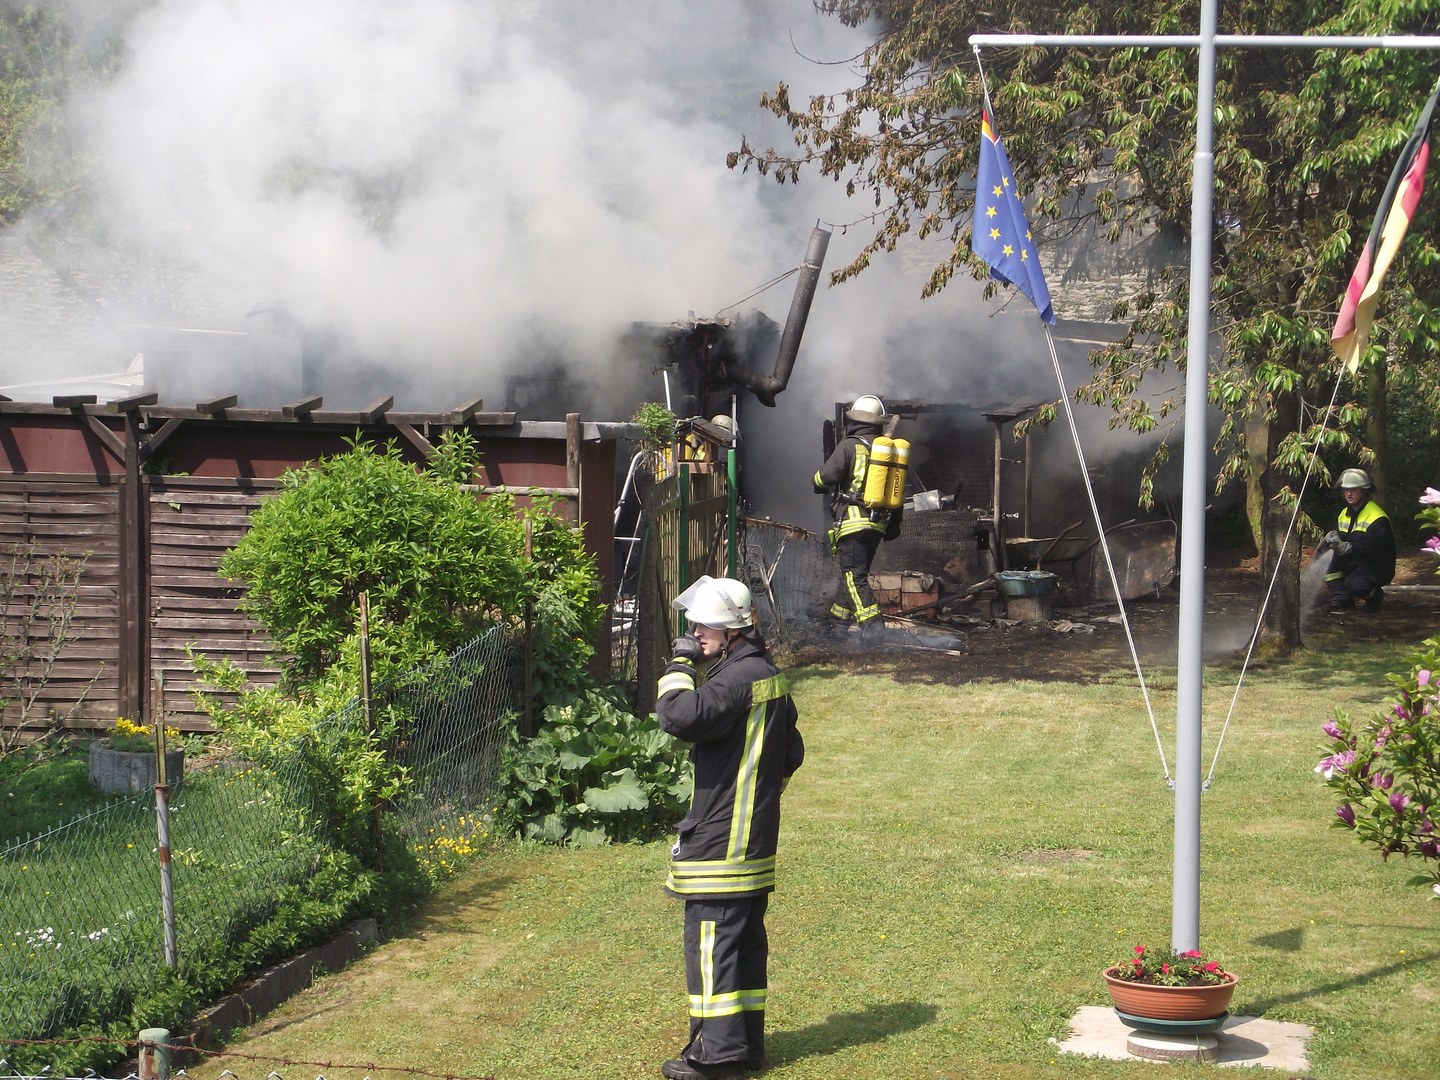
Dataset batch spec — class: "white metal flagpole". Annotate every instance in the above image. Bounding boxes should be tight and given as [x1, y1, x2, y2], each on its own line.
[970, 18, 1440, 954]
[1168, 0, 1218, 954]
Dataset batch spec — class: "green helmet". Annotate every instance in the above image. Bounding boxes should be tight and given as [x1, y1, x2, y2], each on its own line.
[1337, 468, 1373, 490]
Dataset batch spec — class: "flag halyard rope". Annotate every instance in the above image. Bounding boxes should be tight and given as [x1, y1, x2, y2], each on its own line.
[1204, 364, 1346, 788]
[1043, 326, 1171, 783]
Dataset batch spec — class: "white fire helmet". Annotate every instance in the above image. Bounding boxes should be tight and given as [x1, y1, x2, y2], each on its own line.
[672, 575, 753, 630]
[847, 395, 887, 425]
[1337, 467, 1374, 490]
[709, 414, 737, 442]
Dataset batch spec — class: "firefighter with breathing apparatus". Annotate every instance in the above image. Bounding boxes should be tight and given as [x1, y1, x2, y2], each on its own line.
[656, 576, 804, 1080]
[1317, 467, 1395, 612]
[812, 395, 906, 634]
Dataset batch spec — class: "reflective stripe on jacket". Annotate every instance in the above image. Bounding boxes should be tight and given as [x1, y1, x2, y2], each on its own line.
[1326, 499, 1396, 584]
[656, 635, 803, 899]
[814, 432, 885, 537]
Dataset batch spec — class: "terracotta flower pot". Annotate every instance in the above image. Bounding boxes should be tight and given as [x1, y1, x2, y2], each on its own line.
[1103, 966, 1238, 1021]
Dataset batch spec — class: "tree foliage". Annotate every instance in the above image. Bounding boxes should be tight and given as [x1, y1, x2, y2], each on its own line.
[733, 0, 1440, 513]
[0, 2, 141, 225]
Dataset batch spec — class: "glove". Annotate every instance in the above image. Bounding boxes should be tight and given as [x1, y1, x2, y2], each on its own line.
[885, 511, 903, 542]
[1321, 531, 1340, 550]
[669, 636, 704, 664]
[1334, 539, 1352, 557]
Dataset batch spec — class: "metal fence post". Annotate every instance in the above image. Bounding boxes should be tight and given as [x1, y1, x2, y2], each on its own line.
[138, 1027, 171, 1080]
[358, 591, 382, 863]
[522, 518, 535, 737]
[678, 461, 689, 634]
[153, 776, 177, 970]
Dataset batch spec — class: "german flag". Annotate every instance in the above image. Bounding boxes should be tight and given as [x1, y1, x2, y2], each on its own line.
[1333, 78, 1440, 374]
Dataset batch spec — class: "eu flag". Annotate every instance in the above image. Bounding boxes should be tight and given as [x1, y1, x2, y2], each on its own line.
[973, 107, 1055, 325]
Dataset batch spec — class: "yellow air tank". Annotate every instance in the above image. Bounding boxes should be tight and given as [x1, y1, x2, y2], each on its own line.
[885, 439, 910, 510]
[862, 437, 896, 508]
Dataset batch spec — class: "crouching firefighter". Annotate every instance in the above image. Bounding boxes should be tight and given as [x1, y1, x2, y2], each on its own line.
[1319, 468, 1395, 612]
[813, 395, 905, 633]
[656, 576, 804, 1080]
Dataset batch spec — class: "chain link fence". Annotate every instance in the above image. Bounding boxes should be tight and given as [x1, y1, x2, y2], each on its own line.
[373, 625, 520, 841]
[740, 518, 834, 651]
[0, 626, 520, 1058]
[0, 751, 326, 1051]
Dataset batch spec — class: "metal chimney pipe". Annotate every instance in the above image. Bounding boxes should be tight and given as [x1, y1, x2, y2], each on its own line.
[745, 227, 831, 406]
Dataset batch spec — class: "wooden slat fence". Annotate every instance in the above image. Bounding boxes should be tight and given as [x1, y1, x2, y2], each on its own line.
[148, 479, 282, 729]
[0, 480, 122, 725]
[653, 467, 729, 640]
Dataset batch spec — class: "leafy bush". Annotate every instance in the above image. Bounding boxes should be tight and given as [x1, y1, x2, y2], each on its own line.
[524, 498, 603, 702]
[631, 402, 676, 450]
[497, 691, 691, 847]
[1318, 636, 1440, 891]
[190, 637, 412, 859]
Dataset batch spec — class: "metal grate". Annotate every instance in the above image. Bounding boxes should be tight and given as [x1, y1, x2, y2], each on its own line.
[741, 519, 833, 649]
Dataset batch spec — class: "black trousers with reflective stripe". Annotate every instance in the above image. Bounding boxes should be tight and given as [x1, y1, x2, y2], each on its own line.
[682, 895, 768, 1065]
[831, 532, 882, 623]
[1328, 564, 1384, 604]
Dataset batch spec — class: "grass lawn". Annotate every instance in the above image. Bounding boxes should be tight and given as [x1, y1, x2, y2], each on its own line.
[192, 641, 1438, 1080]
[1, 744, 126, 845]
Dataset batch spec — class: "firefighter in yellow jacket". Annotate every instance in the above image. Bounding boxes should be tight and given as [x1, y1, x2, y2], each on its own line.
[656, 577, 804, 1080]
[1321, 468, 1396, 611]
[812, 395, 903, 633]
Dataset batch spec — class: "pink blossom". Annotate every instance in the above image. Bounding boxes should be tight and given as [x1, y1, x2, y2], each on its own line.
[1204, 961, 1220, 973]
[1419, 670, 1432, 688]
[1394, 704, 1411, 721]
[1315, 750, 1356, 779]
[1377, 774, 1395, 790]
[1425, 536, 1440, 556]
[1421, 487, 1440, 505]
[1390, 792, 1412, 814]
[1421, 840, 1439, 859]
[1323, 720, 1344, 739]
[1135, 945, 1145, 956]
[1336, 804, 1356, 826]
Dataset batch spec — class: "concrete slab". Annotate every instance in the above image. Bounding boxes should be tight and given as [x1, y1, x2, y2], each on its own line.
[1054, 1006, 1313, 1072]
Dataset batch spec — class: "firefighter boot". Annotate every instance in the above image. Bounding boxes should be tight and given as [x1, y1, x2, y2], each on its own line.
[661, 1059, 744, 1080]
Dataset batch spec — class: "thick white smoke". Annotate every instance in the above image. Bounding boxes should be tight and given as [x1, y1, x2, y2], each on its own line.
[84, 0, 835, 391]
[0, 0, 1181, 523]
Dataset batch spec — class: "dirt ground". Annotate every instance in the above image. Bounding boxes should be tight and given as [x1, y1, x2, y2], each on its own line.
[788, 549, 1440, 685]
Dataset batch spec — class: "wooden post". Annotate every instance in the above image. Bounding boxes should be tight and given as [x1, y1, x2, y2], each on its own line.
[565, 412, 581, 525]
[634, 466, 659, 717]
[120, 409, 148, 722]
[358, 591, 372, 732]
[523, 518, 535, 737]
[992, 420, 1008, 571]
[358, 591, 381, 862]
[1023, 429, 1033, 539]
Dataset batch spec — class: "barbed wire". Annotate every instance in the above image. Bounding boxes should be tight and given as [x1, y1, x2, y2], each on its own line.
[1, 1038, 496, 1080]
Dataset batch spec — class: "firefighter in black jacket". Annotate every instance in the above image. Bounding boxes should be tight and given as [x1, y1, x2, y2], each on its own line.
[656, 576, 804, 1080]
[1321, 468, 1396, 611]
[812, 395, 902, 633]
